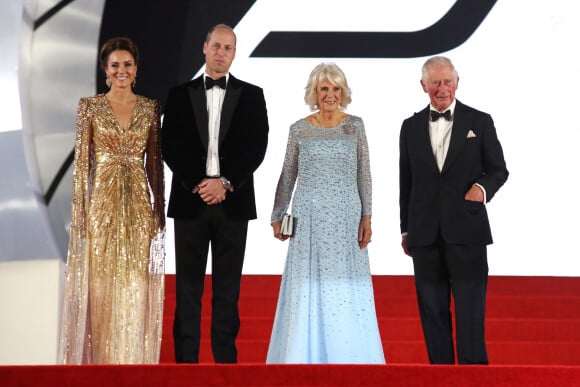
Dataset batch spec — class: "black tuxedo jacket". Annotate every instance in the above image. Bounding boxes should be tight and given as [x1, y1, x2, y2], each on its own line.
[399, 100, 508, 247]
[162, 74, 269, 221]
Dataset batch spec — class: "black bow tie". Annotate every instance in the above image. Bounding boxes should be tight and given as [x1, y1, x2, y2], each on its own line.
[205, 76, 227, 89]
[430, 110, 452, 121]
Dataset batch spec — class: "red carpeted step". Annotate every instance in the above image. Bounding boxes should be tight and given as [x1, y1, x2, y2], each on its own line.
[163, 295, 580, 320]
[486, 318, 580, 341]
[164, 275, 580, 296]
[487, 341, 580, 365]
[161, 316, 580, 344]
[487, 296, 580, 318]
[160, 338, 580, 365]
[487, 276, 580, 296]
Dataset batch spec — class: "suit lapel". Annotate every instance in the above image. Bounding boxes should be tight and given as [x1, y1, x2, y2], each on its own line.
[219, 75, 242, 145]
[415, 107, 440, 173]
[441, 100, 470, 174]
[187, 76, 209, 149]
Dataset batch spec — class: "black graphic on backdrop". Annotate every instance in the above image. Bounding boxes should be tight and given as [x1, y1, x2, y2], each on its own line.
[251, 0, 496, 58]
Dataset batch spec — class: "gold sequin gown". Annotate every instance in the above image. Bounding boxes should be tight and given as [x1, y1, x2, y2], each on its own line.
[59, 94, 165, 364]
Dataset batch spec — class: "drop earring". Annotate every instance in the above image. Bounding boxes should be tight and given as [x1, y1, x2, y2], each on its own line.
[106, 77, 111, 88]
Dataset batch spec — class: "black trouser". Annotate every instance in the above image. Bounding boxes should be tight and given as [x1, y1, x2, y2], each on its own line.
[172, 206, 248, 363]
[411, 239, 488, 364]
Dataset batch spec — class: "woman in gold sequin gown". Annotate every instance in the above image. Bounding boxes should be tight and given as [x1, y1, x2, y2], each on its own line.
[59, 38, 165, 364]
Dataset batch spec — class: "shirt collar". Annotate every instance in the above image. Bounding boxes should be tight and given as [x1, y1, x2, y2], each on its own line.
[430, 99, 456, 117]
[204, 72, 230, 83]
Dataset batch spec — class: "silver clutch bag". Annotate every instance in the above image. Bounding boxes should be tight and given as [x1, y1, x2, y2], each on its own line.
[280, 213, 294, 236]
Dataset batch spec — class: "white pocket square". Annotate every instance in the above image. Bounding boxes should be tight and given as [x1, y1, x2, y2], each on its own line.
[467, 130, 476, 138]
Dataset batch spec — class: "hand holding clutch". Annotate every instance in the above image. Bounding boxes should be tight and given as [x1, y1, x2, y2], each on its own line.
[280, 213, 294, 237]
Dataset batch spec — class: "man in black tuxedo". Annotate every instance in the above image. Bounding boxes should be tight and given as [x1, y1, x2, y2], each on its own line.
[399, 56, 508, 364]
[162, 24, 269, 363]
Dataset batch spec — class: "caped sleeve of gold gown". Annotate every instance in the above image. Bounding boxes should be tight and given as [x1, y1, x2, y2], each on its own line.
[59, 97, 94, 364]
[143, 99, 166, 362]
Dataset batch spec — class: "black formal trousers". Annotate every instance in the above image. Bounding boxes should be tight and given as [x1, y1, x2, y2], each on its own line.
[411, 237, 489, 364]
[173, 204, 248, 363]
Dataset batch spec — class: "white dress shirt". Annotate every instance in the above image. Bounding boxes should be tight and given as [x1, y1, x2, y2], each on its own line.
[429, 99, 456, 172]
[204, 73, 229, 177]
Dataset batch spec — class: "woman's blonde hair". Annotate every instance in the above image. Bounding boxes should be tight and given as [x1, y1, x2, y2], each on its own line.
[304, 63, 352, 111]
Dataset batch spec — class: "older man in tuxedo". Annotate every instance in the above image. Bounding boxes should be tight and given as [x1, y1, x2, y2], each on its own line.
[399, 56, 508, 364]
[162, 24, 269, 363]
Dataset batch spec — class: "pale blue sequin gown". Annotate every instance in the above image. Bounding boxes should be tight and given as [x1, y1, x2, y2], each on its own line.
[267, 115, 385, 364]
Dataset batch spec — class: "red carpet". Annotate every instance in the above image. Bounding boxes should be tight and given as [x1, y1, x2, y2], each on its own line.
[161, 275, 580, 365]
[2, 275, 580, 386]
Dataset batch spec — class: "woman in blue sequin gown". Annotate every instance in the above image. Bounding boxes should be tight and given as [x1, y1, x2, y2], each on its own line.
[266, 63, 385, 364]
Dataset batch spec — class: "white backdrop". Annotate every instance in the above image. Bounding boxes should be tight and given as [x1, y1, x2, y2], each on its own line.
[164, 0, 580, 276]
